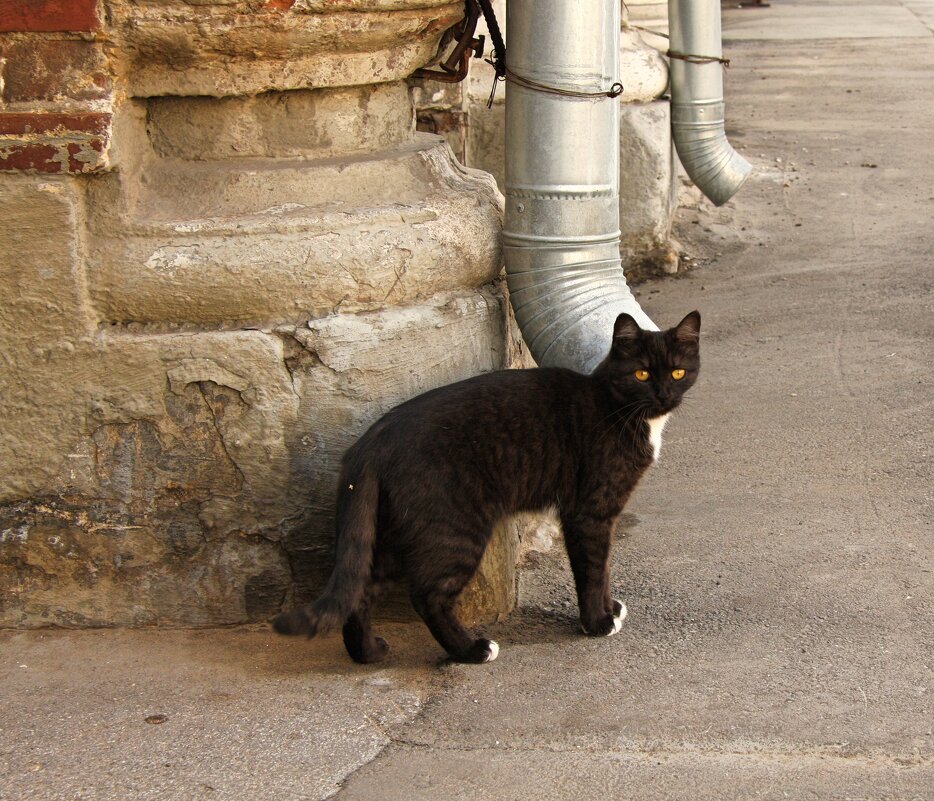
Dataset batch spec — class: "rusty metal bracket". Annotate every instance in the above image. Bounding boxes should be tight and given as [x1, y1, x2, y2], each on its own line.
[413, 0, 485, 84]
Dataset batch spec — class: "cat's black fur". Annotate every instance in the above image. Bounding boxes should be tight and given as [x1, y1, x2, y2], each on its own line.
[274, 311, 700, 663]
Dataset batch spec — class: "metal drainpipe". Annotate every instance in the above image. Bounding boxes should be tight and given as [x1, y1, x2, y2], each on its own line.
[668, 0, 751, 205]
[504, 0, 656, 374]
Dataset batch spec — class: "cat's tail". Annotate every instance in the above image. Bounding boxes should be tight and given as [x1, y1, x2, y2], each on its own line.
[272, 464, 378, 638]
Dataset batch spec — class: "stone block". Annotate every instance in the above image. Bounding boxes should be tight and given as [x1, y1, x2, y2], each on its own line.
[284, 289, 516, 621]
[0, 289, 518, 627]
[0, 176, 94, 498]
[0, 328, 301, 627]
[618, 28, 669, 103]
[618, 99, 677, 261]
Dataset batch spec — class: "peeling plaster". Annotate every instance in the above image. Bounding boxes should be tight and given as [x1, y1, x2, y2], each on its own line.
[144, 246, 205, 276]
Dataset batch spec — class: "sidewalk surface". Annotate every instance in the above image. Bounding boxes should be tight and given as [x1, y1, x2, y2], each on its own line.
[3, 2, 933, 799]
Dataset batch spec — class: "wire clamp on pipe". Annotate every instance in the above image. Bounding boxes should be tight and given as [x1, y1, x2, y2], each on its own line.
[504, 67, 624, 99]
[667, 49, 731, 67]
[625, 25, 731, 68]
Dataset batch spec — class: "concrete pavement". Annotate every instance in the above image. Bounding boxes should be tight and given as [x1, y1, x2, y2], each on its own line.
[2, 1, 933, 798]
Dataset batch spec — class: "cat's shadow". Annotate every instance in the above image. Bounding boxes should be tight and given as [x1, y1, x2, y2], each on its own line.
[177, 606, 584, 679]
[176, 621, 445, 679]
[484, 605, 582, 647]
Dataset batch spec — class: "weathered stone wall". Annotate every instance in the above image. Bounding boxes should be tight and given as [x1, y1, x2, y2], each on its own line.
[1, 1, 518, 627]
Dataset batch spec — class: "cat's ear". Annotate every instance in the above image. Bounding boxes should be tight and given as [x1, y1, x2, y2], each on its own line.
[613, 313, 642, 344]
[673, 311, 701, 344]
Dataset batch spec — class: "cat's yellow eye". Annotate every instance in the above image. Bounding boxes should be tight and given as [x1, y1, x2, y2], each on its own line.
[672, 368, 686, 380]
[635, 369, 650, 382]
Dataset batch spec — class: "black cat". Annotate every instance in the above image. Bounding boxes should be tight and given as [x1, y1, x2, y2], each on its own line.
[274, 311, 700, 664]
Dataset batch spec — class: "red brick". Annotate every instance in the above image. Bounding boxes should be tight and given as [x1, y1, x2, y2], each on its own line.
[1, 39, 112, 103]
[0, 142, 62, 172]
[0, 111, 110, 173]
[0, 111, 110, 136]
[0, 0, 100, 33]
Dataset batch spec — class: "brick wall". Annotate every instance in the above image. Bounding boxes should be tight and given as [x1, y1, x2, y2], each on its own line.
[0, 0, 112, 173]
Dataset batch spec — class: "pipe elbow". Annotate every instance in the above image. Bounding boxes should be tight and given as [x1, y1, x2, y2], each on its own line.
[671, 100, 751, 206]
[505, 243, 656, 373]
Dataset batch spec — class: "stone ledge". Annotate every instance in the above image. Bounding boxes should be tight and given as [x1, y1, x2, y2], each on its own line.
[110, 0, 463, 97]
[86, 136, 504, 326]
[147, 82, 414, 161]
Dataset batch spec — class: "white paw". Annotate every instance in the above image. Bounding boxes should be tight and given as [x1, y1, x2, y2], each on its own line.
[483, 640, 499, 662]
[580, 608, 627, 637]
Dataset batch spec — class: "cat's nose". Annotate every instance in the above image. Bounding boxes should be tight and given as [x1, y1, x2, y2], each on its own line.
[656, 391, 676, 408]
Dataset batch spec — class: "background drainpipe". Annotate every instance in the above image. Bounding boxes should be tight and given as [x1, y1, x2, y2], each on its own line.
[668, 0, 752, 205]
[504, 0, 656, 375]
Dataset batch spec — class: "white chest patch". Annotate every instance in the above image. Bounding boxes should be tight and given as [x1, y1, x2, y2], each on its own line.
[646, 414, 671, 462]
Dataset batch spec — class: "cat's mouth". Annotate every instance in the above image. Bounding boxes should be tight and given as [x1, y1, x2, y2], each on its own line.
[652, 397, 682, 416]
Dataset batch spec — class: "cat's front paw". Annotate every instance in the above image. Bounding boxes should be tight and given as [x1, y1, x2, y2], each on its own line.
[581, 601, 626, 638]
[581, 613, 622, 637]
[455, 638, 500, 664]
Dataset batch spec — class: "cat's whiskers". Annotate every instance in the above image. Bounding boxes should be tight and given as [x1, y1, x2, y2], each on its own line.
[604, 401, 652, 459]
[597, 401, 642, 438]
[625, 407, 652, 461]
[594, 399, 650, 438]
[593, 399, 645, 432]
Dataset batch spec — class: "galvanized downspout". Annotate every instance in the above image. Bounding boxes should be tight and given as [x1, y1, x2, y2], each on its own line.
[504, 0, 656, 374]
[668, 0, 751, 205]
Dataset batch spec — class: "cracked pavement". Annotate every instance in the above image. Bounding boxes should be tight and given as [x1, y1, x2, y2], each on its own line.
[2, 1, 933, 799]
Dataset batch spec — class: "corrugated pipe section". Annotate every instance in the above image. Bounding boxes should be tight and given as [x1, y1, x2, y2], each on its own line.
[504, 0, 656, 375]
[669, 0, 752, 205]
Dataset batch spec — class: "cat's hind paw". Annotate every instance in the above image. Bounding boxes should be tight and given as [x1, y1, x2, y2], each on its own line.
[484, 640, 500, 662]
[612, 599, 628, 625]
[347, 636, 390, 665]
[272, 608, 312, 636]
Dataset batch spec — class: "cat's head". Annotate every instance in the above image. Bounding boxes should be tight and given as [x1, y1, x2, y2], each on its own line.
[595, 311, 701, 415]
